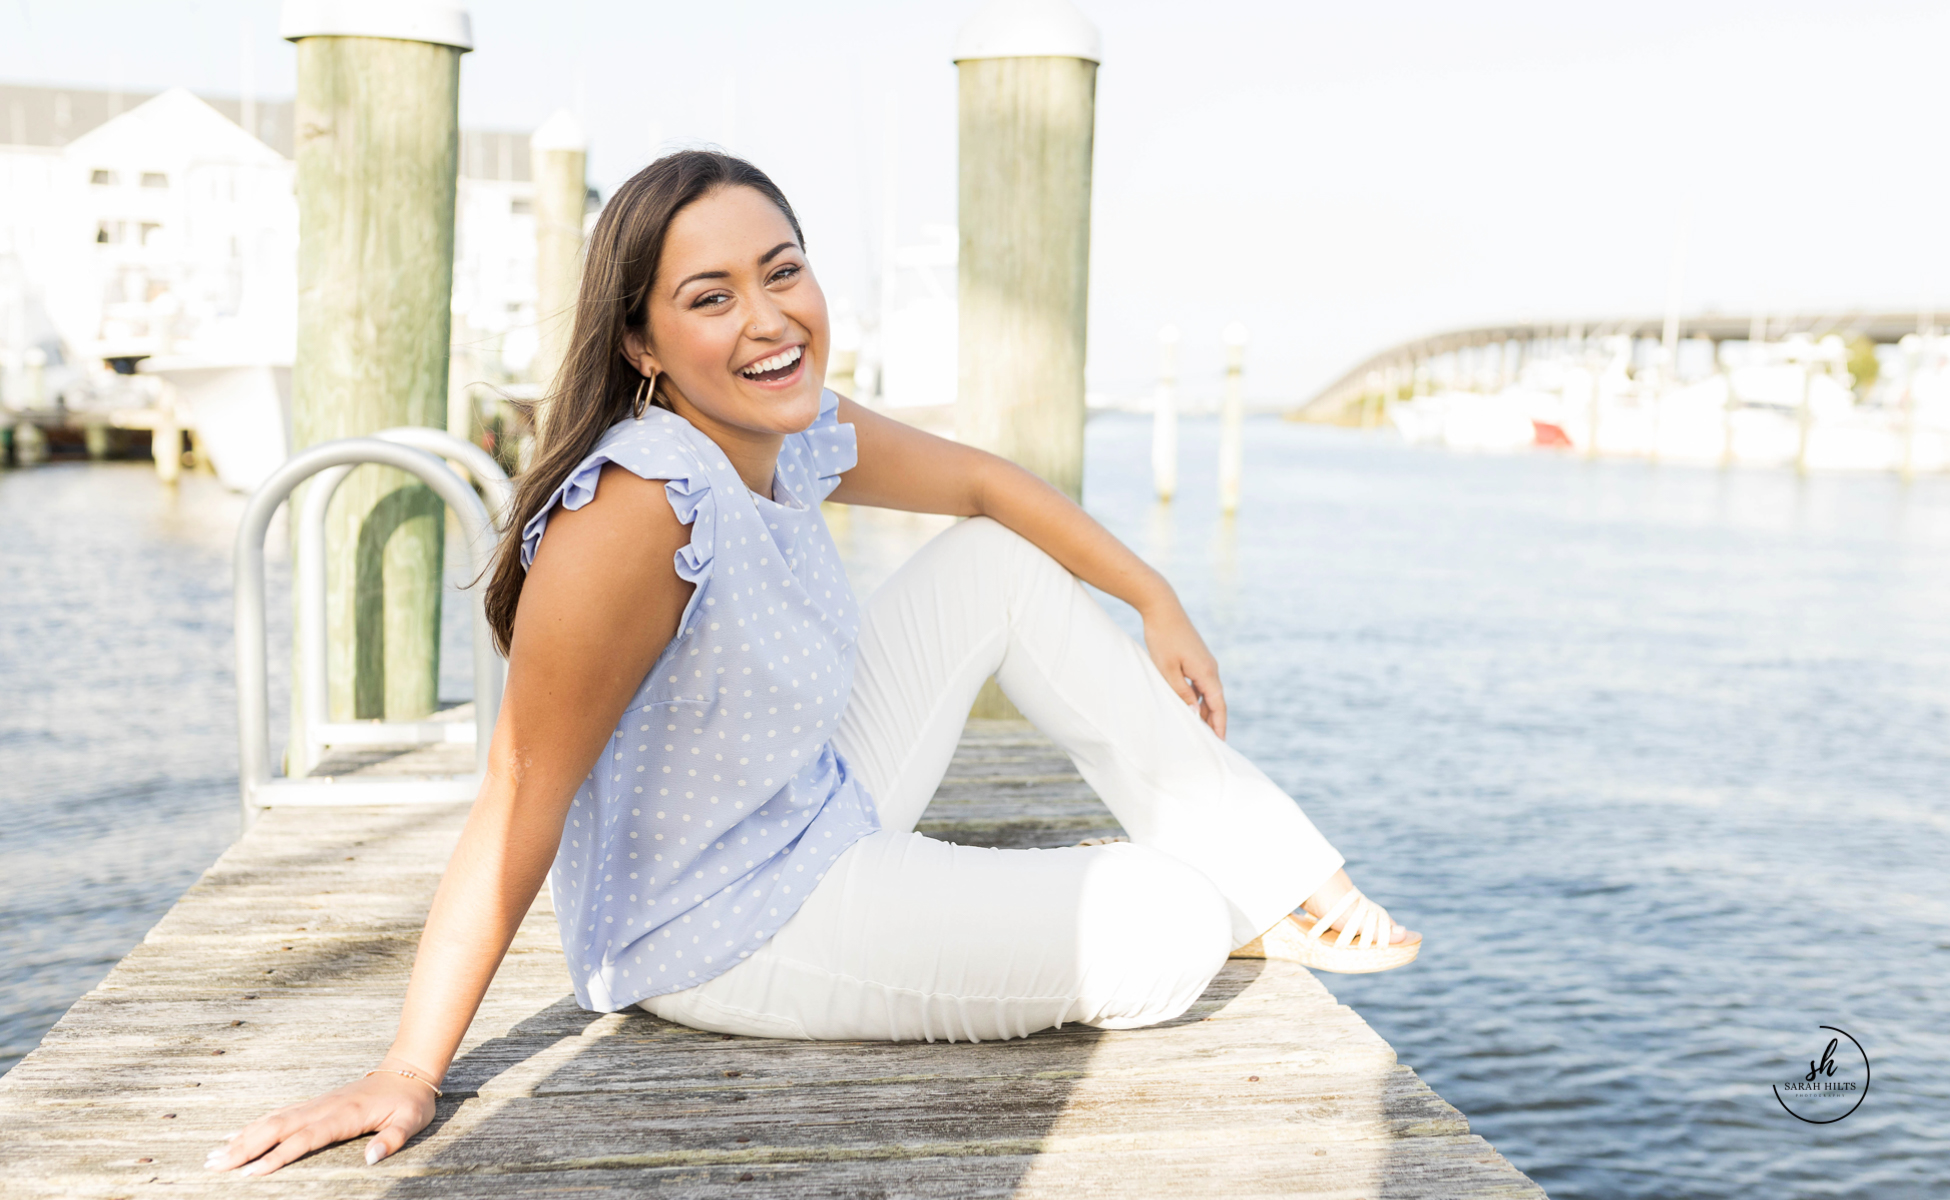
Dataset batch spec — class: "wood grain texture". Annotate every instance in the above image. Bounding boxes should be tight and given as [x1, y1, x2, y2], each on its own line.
[0, 722, 1544, 1198]
[290, 34, 462, 731]
[530, 144, 585, 408]
[955, 58, 1096, 504]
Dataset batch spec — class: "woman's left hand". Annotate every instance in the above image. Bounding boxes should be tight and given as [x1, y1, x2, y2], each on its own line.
[1141, 603, 1227, 740]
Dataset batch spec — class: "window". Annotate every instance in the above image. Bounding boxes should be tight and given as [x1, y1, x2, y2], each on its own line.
[140, 172, 168, 189]
[90, 169, 118, 186]
[140, 223, 162, 246]
[510, 197, 533, 215]
[95, 221, 122, 244]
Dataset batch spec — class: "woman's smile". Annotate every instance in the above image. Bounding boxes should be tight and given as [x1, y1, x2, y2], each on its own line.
[738, 343, 807, 387]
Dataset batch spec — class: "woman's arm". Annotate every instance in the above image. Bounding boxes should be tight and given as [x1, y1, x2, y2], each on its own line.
[826, 396, 1229, 738]
[208, 465, 694, 1177]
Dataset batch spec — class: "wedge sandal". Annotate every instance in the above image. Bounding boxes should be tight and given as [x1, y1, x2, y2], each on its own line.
[1231, 888, 1421, 974]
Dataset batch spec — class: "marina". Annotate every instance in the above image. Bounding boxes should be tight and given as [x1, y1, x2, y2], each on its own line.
[6, 1, 1950, 1196]
[1291, 313, 1950, 476]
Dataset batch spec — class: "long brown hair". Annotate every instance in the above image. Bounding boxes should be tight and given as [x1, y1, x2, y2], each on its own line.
[483, 150, 806, 655]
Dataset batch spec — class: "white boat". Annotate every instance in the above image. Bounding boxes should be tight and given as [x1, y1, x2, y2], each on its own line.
[138, 358, 291, 491]
[1386, 332, 1950, 472]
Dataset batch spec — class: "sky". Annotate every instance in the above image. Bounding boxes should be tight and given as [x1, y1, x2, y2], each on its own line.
[5, 0, 1948, 402]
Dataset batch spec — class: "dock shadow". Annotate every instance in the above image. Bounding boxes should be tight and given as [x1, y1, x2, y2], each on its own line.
[375, 955, 1268, 1196]
[377, 1000, 1102, 1196]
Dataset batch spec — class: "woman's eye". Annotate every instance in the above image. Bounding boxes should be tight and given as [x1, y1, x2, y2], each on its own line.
[769, 264, 801, 285]
[692, 292, 731, 309]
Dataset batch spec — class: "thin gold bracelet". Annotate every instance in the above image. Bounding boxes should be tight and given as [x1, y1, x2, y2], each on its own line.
[364, 1067, 444, 1097]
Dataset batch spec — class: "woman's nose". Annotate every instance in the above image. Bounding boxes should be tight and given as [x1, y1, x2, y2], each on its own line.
[745, 295, 789, 340]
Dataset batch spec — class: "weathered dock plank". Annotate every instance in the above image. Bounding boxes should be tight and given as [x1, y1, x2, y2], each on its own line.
[0, 721, 1544, 1198]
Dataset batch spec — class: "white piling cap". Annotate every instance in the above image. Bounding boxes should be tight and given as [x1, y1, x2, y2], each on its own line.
[953, 0, 1102, 63]
[280, 0, 474, 51]
[531, 110, 587, 153]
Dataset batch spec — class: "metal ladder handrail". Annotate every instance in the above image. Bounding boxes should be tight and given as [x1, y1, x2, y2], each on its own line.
[294, 427, 512, 774]
[235, 437, 502, 828]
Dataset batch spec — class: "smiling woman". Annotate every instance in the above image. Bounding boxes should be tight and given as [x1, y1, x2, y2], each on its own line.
[203, 150, 1421, 1178]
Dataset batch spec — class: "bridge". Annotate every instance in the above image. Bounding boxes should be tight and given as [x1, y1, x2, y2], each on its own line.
[1294, 310, 1943, 423]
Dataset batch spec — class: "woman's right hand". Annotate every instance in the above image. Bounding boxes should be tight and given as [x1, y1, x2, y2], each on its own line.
[204, 1068, 438, 1177]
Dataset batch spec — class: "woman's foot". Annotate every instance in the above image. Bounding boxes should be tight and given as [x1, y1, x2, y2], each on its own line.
[1297, 869, 1419, 948]
[1231, 869, 1422, 973]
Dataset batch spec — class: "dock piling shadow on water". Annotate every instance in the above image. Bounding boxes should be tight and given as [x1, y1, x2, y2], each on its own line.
[0, 721, 1544, 1198]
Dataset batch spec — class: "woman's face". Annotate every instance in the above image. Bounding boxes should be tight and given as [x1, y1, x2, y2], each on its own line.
[626, 184, 828, 439]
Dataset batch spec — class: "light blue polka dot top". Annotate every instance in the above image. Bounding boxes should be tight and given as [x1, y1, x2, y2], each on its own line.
[519, 387, 881, 1012]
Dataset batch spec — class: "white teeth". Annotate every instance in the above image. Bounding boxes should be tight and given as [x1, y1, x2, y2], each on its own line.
[741, 346, 803, 377]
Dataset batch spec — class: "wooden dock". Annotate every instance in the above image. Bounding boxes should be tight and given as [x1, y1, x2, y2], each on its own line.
[0, 721, 1544, 1198]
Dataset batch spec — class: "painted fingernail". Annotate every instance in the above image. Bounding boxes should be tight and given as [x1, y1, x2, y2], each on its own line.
[365, 1144, 384, 1165]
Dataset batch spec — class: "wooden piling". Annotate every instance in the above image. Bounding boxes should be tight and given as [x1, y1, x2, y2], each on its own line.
[954, 0, 1100, 721]
[152, 391, 182, 484]
[824, 346, 858, 398]
[1220, 322, 1247, 515]
[824, 310, 859, 398]
[1152, 324, 1179, 502]
[282, 3, 471, 727]
[952, 0, 1100, 504]
[530, 109, 588, 412]
[11, 420, 44, 466]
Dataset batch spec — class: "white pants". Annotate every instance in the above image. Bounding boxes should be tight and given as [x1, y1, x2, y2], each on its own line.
[641, 516, 1345, 1042]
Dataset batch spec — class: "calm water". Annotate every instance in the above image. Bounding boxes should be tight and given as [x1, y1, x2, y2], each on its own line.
[5, 419, 1948, 1198]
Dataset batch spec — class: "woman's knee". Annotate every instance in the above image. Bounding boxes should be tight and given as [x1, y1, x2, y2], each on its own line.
[946, 516, 1069, 585]
[1070, 844, 1232, 1026]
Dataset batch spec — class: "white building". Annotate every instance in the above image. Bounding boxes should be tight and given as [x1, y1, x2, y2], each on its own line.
[47, 89, 292, 369]
[0, 82, 547, 413]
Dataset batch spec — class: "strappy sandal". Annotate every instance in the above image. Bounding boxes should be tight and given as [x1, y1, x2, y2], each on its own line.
[1076, 839, 1421, 975]
[1232, 888, 1421, 974]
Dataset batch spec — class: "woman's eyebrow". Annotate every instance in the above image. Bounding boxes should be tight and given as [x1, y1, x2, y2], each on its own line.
[670, 243, 796, 297]
[672, 269, 729, 297]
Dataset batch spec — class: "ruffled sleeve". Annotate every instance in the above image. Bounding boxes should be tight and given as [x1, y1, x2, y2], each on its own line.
[518, 412, 717, 639]
[793, 388, 858, 503]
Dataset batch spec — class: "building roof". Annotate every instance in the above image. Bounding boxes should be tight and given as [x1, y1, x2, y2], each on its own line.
[1, 82, 532, 180]
[65, 87, 286, 169]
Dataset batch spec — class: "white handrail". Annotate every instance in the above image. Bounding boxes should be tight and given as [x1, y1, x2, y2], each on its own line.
[295, 427, 511, 774]
[235, 437, 501, 829]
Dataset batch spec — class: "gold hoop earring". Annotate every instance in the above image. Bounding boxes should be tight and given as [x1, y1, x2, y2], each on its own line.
[632, 372, 657, 419]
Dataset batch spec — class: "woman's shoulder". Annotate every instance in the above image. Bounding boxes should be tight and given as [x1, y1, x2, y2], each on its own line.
[519, 411, 720, 571]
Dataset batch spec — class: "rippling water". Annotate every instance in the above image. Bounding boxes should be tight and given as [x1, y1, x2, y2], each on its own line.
[1083, 415, 1950, 1200]
[5, 421, 1947, 1197]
